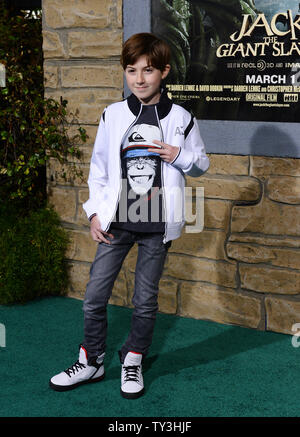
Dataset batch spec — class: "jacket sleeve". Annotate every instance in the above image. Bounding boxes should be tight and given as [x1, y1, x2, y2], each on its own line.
[82, 110, 108, 219]
[171, 115, 210, 177]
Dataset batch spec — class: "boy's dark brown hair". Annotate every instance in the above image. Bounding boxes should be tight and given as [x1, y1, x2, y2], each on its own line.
[121, 33, 170, 72]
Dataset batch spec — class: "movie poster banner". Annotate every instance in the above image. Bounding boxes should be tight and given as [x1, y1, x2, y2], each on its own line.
[152, 0, 300, 122]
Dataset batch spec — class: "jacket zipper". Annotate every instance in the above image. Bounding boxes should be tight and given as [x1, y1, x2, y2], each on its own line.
[104, 105, 143, 232]
[154, 106, 168, 244]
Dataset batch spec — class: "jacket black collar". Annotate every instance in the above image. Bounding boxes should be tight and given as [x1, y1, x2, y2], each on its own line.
[127, 88, 173, 119]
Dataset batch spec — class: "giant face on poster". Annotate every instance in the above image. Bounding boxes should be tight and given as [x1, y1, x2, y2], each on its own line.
[152, 0, 300, 122]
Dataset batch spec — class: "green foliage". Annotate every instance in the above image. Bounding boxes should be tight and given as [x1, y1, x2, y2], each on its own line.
[0, 4, 87, 207]
[0, 204, 70, 304]
[0, 5, 87, 303]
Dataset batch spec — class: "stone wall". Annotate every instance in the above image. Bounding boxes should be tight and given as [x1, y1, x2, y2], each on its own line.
[42, 0, 300, 336]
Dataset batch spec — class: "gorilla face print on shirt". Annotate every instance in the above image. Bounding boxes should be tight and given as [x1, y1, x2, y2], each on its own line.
[126, 156, 158, 195]
[122, 123, 162, 196]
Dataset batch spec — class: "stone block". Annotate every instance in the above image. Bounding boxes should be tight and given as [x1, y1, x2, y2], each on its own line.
[228, 233, 300, 249]
[66, 229, 97, 263]
[65, 125, 98, 147]
[44, 88, 123, 124]
[42, 30, 66, 59]
[186, 175, 261, 201]
[157, 279, 178, 314]
[78, 188, 89, 204]
[165, 254, 236, 288]
[204, 199, 231, 230]
[169, 229, 230, 261]
[227, 242, 273, 264]
[250, 156, 300, 178]
[77, 189, 90, 226]
[43, 64, 58, 88]
[207, 154, 249, 175]
[61, 64, 123, 88]
[116, 0, 122, 28]
[47, 157, 89, 187]
[268, 248, 300, 270]
[240, 264, 300, 294]
[231, 197, 300, 236]
[265, 297, 300, 335]
[43, 0, 112, 29]
[68, 30, 122, 58]
[267, 176, 300, 205]
[180, 282, 262, 329]
[70, 146, 92, 166]
[67, 261, 90, 298]
[76, 203, 89, 226]
[227, 242, 300, 270]
[48, 186, 77, 223]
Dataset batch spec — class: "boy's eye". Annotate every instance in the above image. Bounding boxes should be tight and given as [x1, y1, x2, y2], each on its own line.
[125, 66, 154, 73]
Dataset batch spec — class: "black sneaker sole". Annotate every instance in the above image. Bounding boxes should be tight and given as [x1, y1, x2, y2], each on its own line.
[120, 387, 144, 399]
[49, 372, 105, 392]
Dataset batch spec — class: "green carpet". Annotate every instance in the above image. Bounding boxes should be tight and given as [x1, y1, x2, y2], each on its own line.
[0, 296, 299, 417]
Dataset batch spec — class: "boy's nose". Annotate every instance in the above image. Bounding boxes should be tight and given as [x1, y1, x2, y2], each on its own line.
[136, 72, 144, 84]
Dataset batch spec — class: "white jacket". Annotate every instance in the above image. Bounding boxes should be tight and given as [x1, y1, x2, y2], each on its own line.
[83, 90, 210, 243]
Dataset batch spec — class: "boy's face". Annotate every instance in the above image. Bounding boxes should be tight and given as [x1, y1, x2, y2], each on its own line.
[125, 55, 170, 105]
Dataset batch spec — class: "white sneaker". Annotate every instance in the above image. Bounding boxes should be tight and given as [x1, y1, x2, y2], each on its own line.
[49, 346, 105, 392]
[120, 351, 144, 399]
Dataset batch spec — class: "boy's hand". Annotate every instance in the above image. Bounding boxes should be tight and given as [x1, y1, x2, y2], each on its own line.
[90, 215, 114, 244]
[148, 140, 179, 164]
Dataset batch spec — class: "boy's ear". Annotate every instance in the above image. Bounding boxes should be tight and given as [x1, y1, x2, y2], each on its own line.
[162, 64, 171, 80]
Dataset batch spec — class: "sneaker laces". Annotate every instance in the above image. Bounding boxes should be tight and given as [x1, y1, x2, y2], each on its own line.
[64, 360, 86, 377]
[123, 365, 140, 382]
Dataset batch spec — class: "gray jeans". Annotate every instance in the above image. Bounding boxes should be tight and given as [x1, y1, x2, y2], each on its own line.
[82, 227, 171, 364]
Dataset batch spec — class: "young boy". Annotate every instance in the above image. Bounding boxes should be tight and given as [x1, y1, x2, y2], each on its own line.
[49, 33, 209, 399]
